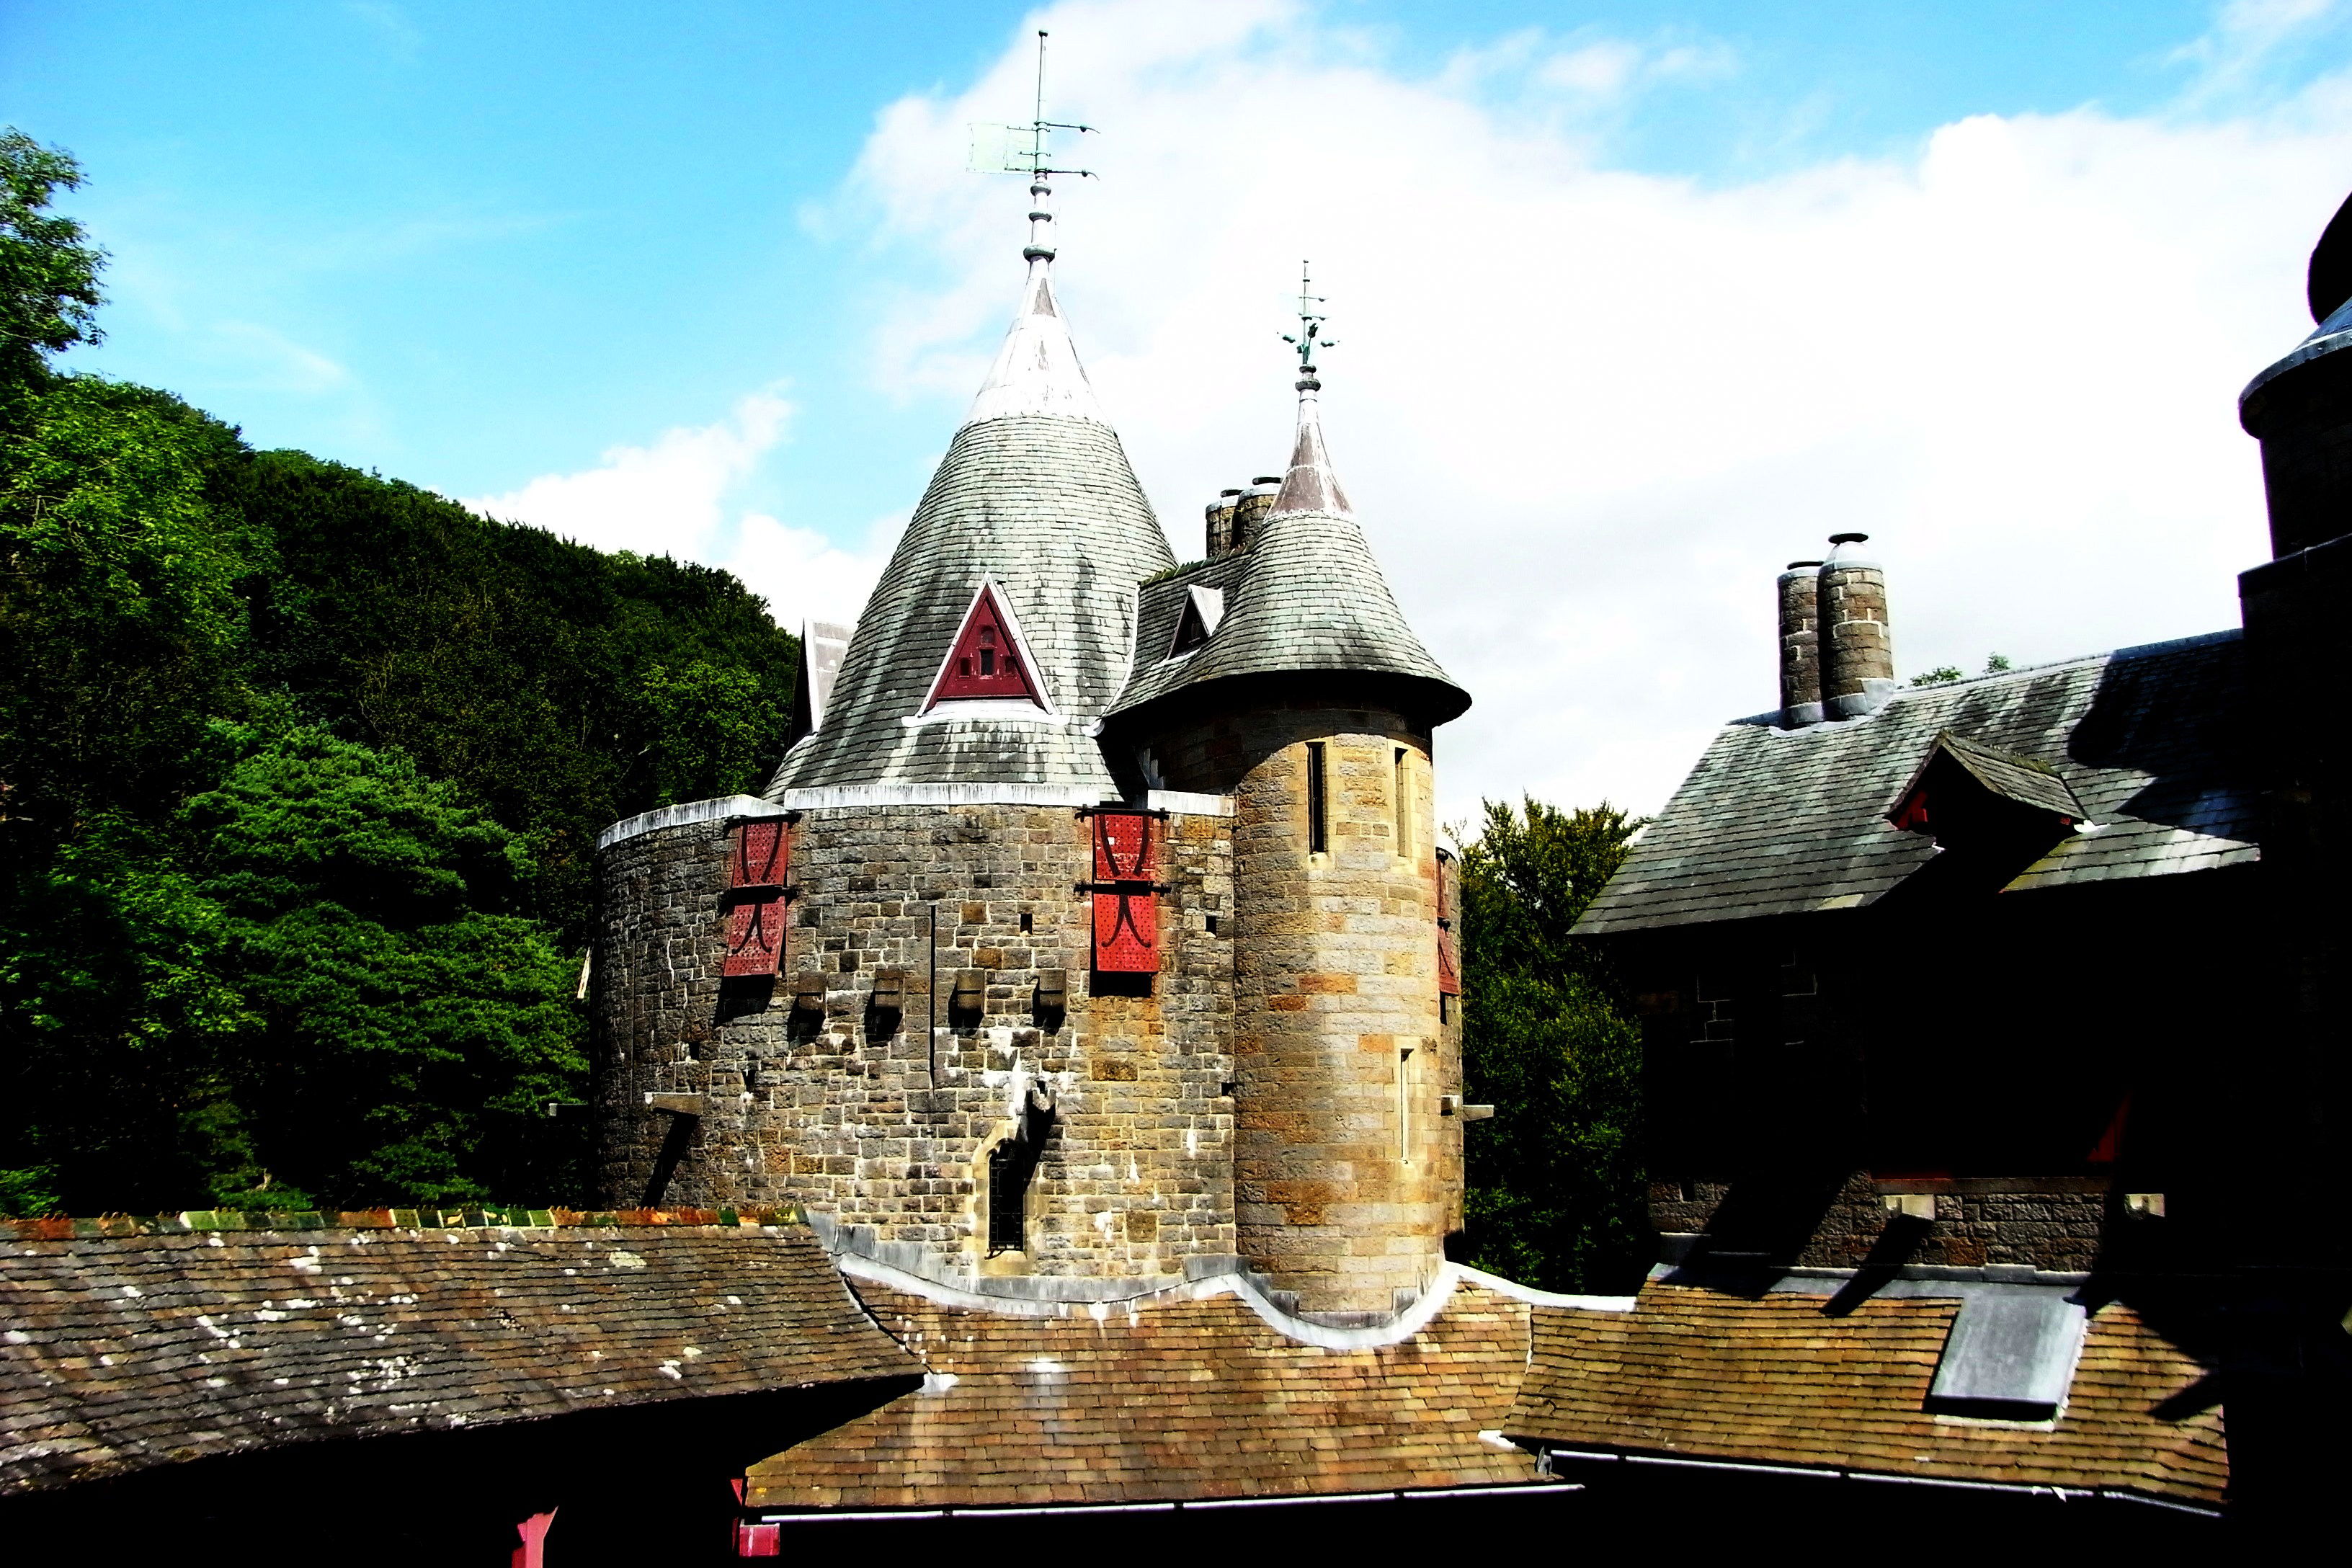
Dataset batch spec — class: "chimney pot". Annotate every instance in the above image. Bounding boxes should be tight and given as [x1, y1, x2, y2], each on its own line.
[1205, 491, 1240, 558]
[1778, 561, 1824, 728]
[1230, 479, 1283, 553]
[1817, 535, 1897, 719]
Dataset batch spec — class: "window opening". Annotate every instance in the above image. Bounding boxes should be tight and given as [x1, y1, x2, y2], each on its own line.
[1397, 1046, 1415, 1162]
[722, 820, 790, 978]
[1394, 747, 1410, 858]
[1306, 742, 1328, 855]
[987, 1139, 1037, 1254]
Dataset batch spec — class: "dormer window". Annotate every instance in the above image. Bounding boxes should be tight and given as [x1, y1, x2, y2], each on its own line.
[922, 579, 1051, 713]
[1167, 584, 1224, 660]
[1885, 730, 2089, 849]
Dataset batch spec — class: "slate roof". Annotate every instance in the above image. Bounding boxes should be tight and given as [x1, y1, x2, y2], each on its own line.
[0, 1222, 919, 1495]
[1110, 388, 1469, 726]
[1576, 631, 2257, 935]
[1506, 1283, 2227, 1507]
[766, 264, 1175, 798]
[743, 1275, 1541, 1510]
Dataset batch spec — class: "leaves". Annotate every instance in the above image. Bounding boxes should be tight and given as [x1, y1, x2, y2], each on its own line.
[1455, 796, 1649, 1293]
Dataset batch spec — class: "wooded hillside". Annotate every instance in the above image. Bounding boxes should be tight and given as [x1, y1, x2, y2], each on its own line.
[0, 132, 798, 1216]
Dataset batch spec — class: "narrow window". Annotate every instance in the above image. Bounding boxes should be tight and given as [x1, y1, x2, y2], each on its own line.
[1393, 747, 1410, 858]
[1306, 741, 1328, 855]
[1019, 910, 1033, 934]
[988, 1140, 1035, 1254]
[1397, 1046, 1415, 1162]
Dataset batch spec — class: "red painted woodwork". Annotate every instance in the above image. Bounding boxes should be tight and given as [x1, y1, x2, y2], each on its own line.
[723, 896, 785, 977]
[735, 1522, 781, 1558]
[1093, 890, 1158, 971]
[511, 1511, 556, 1568]
[1090, 810, 1157, 971]
[723, 821, 789, 978]
[732, 819, 788, 888]
[1092, 811, 1155, 881]
[1437, 927, 1461, 996]
[2086, 1093, 2130, 1164]
[932, 584, 1041, 703]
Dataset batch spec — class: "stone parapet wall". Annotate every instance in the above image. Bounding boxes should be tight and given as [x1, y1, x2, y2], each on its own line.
[593, 801, 1236, 1278]
[1651, 1171, 2127, 1274]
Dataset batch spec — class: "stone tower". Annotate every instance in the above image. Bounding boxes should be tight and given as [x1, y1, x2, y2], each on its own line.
[590, 189, 1471, 1317]
[1104, 365, 1473, 1315]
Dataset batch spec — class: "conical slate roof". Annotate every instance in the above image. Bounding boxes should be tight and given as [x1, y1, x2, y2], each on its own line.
[767, 259, 1175, 799]
[1110, 380, 1469, 726]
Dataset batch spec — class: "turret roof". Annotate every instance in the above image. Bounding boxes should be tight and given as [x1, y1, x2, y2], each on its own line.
[767, 255, 1175, 799]
[1110, 380, 1469, 726]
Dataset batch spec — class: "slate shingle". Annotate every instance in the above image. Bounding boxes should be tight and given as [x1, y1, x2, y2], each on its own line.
[1506, 1284, 2226, 1507]
[1576, 631, 2256, 935]
[0, 1226, 919, 1495]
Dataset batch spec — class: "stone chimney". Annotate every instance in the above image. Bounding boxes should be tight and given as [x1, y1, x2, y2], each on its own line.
[1205, 489, 1242, 558]
[1817, 533, 1897, 719]
[1778, 560, 1824, 728]
[1229, 477, 1282, 553]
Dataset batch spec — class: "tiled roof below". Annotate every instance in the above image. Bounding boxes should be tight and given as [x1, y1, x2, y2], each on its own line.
[744, 1275, 1544, 1510]
[1507, 1283, 2225, 1507]
[0, 1224, 919, 1495]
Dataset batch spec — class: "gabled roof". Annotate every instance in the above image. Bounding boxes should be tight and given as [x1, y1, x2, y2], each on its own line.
[1575, 631, 2258, 936]
[0, 1219, 918, 1495]
[766, 259, 1175, 798]
[1887, 729, 2090, 832]
[1109, 384, 1468, 727]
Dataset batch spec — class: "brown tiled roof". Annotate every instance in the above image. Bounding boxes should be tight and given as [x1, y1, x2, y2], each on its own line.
[744, 1276, 1543, 1510]
[1506, 1284, 2226, 1506]
[0, 1224, 920, 1495]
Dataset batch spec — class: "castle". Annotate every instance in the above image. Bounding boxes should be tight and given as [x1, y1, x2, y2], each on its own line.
[589, 174, 1471, 1318]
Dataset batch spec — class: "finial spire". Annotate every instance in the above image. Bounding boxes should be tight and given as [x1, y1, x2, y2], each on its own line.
[1280, 260, 1338, 389]
[988, 30, 1096, 272]
[1273, 263, 1352, 517]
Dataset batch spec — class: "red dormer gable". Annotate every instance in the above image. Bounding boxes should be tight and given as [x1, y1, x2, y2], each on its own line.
[926, 582, 1044, 708]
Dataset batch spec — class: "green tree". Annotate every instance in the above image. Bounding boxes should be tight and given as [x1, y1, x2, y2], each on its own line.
[0, 128, 106, 396]
[0, 378, 257, 837]
[187, 727, 587, 1207]
[1455, 796, 1648, 1293]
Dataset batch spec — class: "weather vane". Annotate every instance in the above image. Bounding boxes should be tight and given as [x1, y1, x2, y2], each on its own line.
[968, 31, 1099, 182]
[1281, 261, 1337, 382]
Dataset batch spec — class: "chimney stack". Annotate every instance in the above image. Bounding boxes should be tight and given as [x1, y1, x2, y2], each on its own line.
[1817, 533, 1897, 719]
[1778, 560, 1824, 727]
[1206, 489, 1242, 558]
[1229, 476, 1283, 553]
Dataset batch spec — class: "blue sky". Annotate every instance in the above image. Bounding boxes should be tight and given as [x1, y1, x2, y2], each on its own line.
[9, 1, 2352, 815]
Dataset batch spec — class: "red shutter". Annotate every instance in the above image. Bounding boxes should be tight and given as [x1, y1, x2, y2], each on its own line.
[1090, 810, 1158, 973]
[1092, 810, 1155, 881]
[1435, 853, 1460, 996]
[722, 820, 789, 979]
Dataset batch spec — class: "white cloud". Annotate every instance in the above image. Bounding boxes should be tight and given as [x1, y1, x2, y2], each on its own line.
[462, 391, 892, 633]
[833, 0, 2352, 821]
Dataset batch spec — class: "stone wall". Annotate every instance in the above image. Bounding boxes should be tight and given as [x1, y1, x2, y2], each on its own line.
[593, 801, 1236, 1279]
[1143, 700, 1458, 1316]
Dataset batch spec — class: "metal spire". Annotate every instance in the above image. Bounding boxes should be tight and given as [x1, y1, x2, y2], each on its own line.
[974, 30, 1097, 269]
[1280, 261, 1338, 388]
[1273, 262, 1351, 517]
[963, 32, 1108, 426]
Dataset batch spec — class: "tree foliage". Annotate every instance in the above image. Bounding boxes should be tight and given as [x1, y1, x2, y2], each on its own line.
[0, 128, 106, 395]
[1454, 796, 1649, 1293]
[0, 136, 799, 1214]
